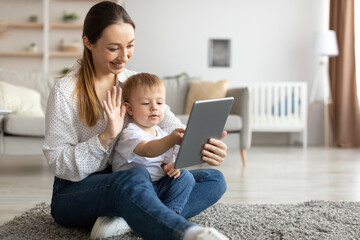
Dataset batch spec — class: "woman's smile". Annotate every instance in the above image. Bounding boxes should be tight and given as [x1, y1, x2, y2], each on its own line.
[110, 61, 125, 69]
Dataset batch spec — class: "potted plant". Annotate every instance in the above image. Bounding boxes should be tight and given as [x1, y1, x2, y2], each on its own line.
[61, 67, 70, 75]
[62, 11, 79, 23]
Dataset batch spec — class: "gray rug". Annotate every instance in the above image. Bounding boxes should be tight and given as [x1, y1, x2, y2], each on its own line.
[0, 201, 359, 239]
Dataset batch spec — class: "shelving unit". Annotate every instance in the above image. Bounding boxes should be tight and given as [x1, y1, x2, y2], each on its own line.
[0, 20, 81, 59]
[0, 0, 121, 74]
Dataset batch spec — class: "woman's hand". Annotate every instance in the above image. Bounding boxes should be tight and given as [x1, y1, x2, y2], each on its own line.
[202, 130, 228, 166]
[161, 162, 181, 178]
[99, 86, 126, 148]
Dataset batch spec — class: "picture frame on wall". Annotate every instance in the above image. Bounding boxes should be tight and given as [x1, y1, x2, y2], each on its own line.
[208, 39, 231, 67]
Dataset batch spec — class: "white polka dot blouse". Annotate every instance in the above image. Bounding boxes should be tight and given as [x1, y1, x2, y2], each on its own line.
[42, 63, 184, 182]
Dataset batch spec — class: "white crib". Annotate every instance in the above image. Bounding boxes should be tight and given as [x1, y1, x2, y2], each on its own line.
[248, 82, 308, 147]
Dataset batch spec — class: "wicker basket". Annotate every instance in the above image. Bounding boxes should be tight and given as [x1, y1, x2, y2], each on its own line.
[60, 39, 80, 52]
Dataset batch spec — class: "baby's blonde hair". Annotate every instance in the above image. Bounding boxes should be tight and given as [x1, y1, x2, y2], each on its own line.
[122, 73, 165, 103]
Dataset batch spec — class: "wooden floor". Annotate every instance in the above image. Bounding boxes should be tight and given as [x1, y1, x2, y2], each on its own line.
[1, 146, 360, 226]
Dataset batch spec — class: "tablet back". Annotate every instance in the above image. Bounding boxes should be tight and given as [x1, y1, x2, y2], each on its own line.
[174, 97, 234, 168]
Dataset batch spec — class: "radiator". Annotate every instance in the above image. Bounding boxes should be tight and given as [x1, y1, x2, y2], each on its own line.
[248, 82, 308, 147]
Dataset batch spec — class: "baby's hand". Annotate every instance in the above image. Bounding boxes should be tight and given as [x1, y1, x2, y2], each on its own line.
[161, 162, 181, 178]
[169, 128, 185, 145]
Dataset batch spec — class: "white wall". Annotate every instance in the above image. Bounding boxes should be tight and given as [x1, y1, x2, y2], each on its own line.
[0, 0, 330, 145]
[125, 0, 329, 145]
[125, 0, 322, 82]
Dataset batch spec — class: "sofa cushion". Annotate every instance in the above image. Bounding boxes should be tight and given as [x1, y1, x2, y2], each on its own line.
[185, 79, 228, 114]
[162, 76, 190, 115]
[3, 115, 45, 137]
[0, 81, 44, 117]
[0, 68, 56, 111]
[176, 114, 242, 132]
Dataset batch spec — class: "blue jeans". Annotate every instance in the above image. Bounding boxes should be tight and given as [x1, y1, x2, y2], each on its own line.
[152, 169, 195, 214]
[50, 166, 226, 240]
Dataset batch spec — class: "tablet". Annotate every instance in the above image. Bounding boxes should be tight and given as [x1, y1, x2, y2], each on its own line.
[174, 97, 234, 168]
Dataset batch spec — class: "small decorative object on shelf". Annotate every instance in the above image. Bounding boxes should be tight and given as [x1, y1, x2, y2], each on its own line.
[28, 42, 38, 52]
[61, 67, 70, 74]
[29, 15, 38, 23]
[62, 11, 79, 23]
[60, 39, 80, 52]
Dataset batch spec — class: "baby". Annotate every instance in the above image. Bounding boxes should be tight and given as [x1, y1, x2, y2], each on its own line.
[112, 72, 195, 214]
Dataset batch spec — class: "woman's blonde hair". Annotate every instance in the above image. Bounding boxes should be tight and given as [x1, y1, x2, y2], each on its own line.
[122, 73, 165, 103]
[75, 1, 135, 127]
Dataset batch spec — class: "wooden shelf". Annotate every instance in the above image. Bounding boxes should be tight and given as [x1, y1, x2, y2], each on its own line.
[8, 22, 43, 29]
[50, 23, 83, 29]
[0, 51, 43, 57]
[50, 51, 82, 57]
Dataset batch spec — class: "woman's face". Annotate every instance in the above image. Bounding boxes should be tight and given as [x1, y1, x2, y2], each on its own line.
[85, 23, 135, 76]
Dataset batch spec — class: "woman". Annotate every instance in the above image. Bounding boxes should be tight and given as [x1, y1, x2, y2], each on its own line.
[43, 1, 228, 239]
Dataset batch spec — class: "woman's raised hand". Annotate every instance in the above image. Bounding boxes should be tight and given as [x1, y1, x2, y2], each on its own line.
[99, 86, 126, 148]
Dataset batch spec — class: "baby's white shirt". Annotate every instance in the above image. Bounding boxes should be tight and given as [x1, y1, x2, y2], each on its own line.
[113, 123, 179, 181]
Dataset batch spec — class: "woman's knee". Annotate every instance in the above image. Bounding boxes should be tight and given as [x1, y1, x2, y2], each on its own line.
[191, 168, 227, 194]
[210, 169, 227, 194]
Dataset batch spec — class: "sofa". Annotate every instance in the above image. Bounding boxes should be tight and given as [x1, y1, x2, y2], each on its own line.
[0, 68, 251, 165]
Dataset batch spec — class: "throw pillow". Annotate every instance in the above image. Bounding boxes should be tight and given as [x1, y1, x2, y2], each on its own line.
[162, 75, 190, 115]
[0, 81, 44, 116]
[185, 79, 228, 114]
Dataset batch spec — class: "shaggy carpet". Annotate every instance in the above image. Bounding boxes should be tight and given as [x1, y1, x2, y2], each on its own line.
[0, 201, 359, 239]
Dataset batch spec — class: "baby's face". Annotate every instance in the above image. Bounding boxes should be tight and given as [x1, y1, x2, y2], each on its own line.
[127, 85, 166, 129]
